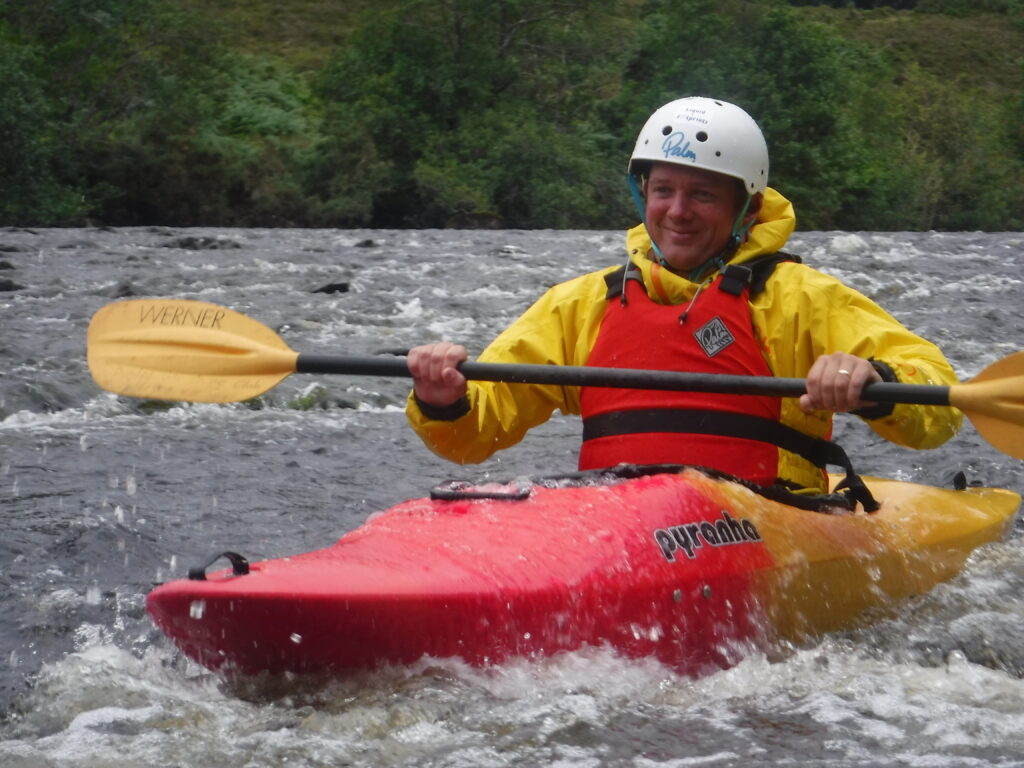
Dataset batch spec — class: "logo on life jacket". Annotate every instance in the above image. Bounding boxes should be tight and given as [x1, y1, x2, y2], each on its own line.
[693, 316, 735, 357]
[652, 510, 762, 562]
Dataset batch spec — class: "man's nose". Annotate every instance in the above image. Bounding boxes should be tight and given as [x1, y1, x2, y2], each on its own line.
[666, 193, 691, 218]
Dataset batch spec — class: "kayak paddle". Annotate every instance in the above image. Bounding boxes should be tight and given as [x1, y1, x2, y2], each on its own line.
[87, 298, 1024, 459]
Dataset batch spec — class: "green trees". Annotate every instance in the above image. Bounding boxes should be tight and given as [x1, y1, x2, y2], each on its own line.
[1, 0, 1021, 229]
[0, 25, 82, 223]
[1, 0, 320, 225]
[311, 1, 633, 227]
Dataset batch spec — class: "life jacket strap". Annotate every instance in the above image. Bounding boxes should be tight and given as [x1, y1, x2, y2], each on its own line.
[604, 251, 803, 302]
[582, 408, 879, 512]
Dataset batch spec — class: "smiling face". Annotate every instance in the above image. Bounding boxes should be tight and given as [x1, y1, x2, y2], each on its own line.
[643, 162, 754, 273]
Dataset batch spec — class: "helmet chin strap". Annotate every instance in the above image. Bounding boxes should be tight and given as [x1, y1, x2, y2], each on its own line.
[628, 172, 754, 282]
[627, 172, 667, 261]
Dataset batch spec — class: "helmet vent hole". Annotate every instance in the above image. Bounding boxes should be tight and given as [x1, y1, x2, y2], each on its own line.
[661, 125, 672, 136]
[715, 151, 722, 157]
[696, 131, 708, 142]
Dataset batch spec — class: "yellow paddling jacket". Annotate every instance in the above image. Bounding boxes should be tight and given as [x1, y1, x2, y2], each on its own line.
[406, 188, 962, 491]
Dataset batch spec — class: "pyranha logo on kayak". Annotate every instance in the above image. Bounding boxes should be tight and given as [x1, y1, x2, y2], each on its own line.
[693, 316, 734, 357]
[653, 510, 762, 562]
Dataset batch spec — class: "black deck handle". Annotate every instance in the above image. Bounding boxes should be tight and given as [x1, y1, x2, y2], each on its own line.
[188, 551, 250, 580]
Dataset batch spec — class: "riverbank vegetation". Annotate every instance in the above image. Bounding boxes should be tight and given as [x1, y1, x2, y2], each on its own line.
[2, 0, 1022, 230]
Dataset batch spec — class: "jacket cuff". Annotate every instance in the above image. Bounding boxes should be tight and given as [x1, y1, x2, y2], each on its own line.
[851, 359, 897, 421]
[414, 393, 471, 422]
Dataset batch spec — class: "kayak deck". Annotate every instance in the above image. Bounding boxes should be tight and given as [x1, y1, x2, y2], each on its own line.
[147, 469, 1020, 677]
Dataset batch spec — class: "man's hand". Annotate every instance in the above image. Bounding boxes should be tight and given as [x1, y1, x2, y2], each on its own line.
[408, 342, 469, 407]
[799, 352, 882, 414]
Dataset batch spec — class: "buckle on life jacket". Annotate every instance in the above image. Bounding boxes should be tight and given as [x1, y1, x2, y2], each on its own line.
[718, 264, 752, 296]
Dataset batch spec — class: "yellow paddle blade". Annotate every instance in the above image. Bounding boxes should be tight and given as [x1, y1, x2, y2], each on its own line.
[949, 351, 1024, 460]
[87, 299, 299, 403]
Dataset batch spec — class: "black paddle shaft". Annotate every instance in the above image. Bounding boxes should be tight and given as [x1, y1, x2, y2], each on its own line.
[295, 354, 953, 406]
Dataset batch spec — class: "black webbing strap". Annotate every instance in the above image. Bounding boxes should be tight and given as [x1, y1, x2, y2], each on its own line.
[604, 262, 645, 304]
[603, 252, 803, 302]
[188, 551, 251, 581]
[528, 463, 865, 514]
[582, 408, 879, 512]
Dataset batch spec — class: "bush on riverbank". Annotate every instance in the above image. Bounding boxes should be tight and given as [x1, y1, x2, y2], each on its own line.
[2, 0, 1022, 230]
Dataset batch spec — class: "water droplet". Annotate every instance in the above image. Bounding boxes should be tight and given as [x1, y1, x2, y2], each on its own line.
[290, 633, 303, 644]
[189, 600, 206, 619]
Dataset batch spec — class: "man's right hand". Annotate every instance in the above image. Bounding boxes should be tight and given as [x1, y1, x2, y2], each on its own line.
[407, 342, 469, 407]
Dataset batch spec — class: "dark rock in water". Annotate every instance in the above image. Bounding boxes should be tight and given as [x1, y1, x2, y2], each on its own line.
[354, 239, 377, 248]
[162, 235, 242, 250]
[313, 282, 350, 294]
[0, 278, 24, 291]
[107, 279, 137, 298]
[0, 259, 14, 269]
[907, 612, 1024, 678]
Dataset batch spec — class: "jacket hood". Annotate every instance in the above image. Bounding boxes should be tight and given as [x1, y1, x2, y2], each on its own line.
[625, 186, 796, 271]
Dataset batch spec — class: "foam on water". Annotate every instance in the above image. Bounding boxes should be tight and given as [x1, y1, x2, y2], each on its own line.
[9, 632, 1024, 767]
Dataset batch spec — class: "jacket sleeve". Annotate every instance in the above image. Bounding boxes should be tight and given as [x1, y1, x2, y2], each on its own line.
[756, 263, 962, 450]
[405, 270, 611, 464]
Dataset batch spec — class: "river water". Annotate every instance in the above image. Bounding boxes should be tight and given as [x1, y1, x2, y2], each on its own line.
[1, 226, 1023, 767]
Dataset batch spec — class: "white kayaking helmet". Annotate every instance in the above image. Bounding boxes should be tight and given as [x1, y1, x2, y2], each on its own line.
[628, 97, 769, 195]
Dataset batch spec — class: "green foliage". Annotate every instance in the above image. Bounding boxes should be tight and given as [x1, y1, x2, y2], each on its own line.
[288, 386, 331, 411]
[73, 41, 321, 225]
[888, 66, 1024, 229]
[312, 0, 634, 227]
[413, 106, 626, 228]
[0, 28, 83, 224]
[917, 0, 1024, 16]
[1, 0, 1022, 230]
[787, 1, 916, 7]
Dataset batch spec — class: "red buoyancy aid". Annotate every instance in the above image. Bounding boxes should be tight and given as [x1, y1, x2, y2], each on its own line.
[579, 265, 816, 487]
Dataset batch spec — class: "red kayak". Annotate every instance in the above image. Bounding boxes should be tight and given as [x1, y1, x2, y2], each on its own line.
[147, 466, 1019, 677]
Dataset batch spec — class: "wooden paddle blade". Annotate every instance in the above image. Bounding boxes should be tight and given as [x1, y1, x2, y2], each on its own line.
[949, 351, 1024, 459]
[87, 299, 299, 403]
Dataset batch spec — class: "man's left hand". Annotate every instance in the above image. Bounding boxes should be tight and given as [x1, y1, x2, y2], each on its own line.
[799, 352, 882, 414]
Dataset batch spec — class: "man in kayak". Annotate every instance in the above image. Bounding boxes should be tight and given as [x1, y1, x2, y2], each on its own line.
[405, 96, 961, 495]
